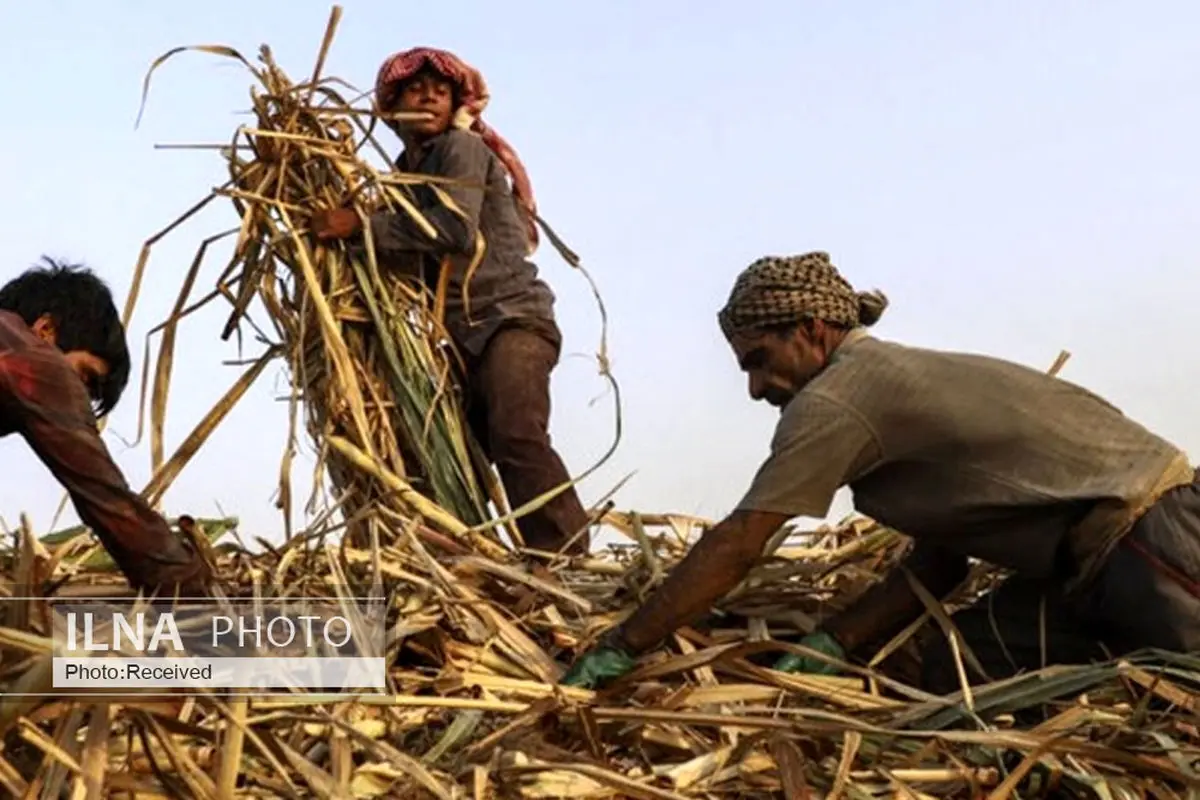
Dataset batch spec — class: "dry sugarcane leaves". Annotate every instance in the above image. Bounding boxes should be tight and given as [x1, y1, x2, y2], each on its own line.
[0, 6, 1193, 799]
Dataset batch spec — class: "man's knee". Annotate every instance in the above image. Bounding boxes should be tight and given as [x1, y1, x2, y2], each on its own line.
[486, 417, 555, 467]
[480, 326, 559, 391]
[917, 629, 967, 695]
[917, 627, 1016, 696]
[915, 602, 1026, 695]
[477, 333, 556, 440]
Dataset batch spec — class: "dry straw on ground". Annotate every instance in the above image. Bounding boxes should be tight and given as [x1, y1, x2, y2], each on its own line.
[0, 6, 1195, 798]
[2, 513, 1199, 798]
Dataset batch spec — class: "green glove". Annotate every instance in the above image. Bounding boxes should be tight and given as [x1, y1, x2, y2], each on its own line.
[560, 634, 637, 689]
[774, 630, 846, 675]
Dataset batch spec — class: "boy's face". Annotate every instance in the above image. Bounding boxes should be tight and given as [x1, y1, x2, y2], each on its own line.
[31, 315, 111, 409]
[390, 70, 455, 139]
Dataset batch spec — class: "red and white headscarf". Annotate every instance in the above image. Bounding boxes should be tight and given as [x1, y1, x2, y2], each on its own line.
[375, 47, 539, 251]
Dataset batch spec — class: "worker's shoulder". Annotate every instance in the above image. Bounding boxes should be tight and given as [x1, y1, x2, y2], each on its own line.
[775, 385, 874, 442]
[435, 128, 495, 161]
[0, 310, 81, 400]
[0, 310, 41, 354]
[830, 333, 1053, 384]
[809, 332, 1087, 419]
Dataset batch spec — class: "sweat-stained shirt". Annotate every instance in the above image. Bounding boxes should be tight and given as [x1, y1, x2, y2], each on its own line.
[0, 310, 200, 587]
[735, 329, 1188, 581]
[366, 127, 558, 357]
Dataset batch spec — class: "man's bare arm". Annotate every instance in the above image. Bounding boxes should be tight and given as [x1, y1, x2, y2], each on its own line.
[616, 394, 880, 655]
[617, 510, 791, 653]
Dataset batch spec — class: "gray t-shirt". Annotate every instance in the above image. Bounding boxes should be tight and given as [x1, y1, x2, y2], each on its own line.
[736, 329, 1186, 579]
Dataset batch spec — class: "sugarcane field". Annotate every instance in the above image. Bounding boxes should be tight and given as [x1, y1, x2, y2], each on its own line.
[0, 4, 1197, 799]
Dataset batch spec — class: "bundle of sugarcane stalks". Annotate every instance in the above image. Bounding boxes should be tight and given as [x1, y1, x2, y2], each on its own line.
[0, 5, 1195, 798]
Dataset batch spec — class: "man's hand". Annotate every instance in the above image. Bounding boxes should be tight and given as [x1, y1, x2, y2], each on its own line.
[311, 208, 362, 240]
[774, 630, 846, 675]
[145, 554, 214, 598]
[122, 516, 215, 598]
[616, 510, 789, 654]
[560, 633, 637, 689]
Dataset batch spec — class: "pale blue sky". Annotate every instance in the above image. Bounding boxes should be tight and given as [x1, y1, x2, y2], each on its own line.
[1, 1, 1197, 543]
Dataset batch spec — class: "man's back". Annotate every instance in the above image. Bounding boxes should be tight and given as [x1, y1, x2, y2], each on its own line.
[803, 332, 1183, 576]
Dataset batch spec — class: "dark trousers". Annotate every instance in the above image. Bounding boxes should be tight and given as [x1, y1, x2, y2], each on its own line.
[460, 322, 591, 555]
[921, 474, 1200, 694]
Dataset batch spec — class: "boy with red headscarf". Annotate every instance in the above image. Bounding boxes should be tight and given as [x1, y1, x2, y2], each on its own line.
[312, 47, 590, 556]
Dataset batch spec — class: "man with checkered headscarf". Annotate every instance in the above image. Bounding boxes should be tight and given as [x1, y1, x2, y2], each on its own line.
[312, 47, 591, 557]
[561, 251, 1200, 693]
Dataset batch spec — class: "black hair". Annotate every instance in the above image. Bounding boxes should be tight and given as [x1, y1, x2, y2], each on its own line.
[0, 257, 131, 416]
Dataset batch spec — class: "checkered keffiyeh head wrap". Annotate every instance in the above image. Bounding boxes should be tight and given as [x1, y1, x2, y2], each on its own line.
[375, 47, 539, 251]
[717, 252, 888, 340]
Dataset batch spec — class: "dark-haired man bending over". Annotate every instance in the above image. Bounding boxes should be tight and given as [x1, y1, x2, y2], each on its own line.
[0, 258, 211, 595]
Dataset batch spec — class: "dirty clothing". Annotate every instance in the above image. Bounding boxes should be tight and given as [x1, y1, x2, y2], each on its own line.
[736, 329, 1185, 581]
[734, 329, 1197, 667]
[367, 128, 585, 553]
[368, 127, 556, 358]
[0, 311, 207, 592]
[921, 471, 1200, 693]
[461, 320, 590, 555]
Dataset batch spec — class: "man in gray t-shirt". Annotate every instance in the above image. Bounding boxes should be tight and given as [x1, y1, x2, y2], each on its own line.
[561, 251, 1200, 693]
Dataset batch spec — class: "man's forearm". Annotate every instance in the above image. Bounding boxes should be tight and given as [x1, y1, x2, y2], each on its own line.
[824, 545, 969, 653]
[619, 528, 756, 653]
[618, 512, 784, 653]
[22, 414, 196, 579]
